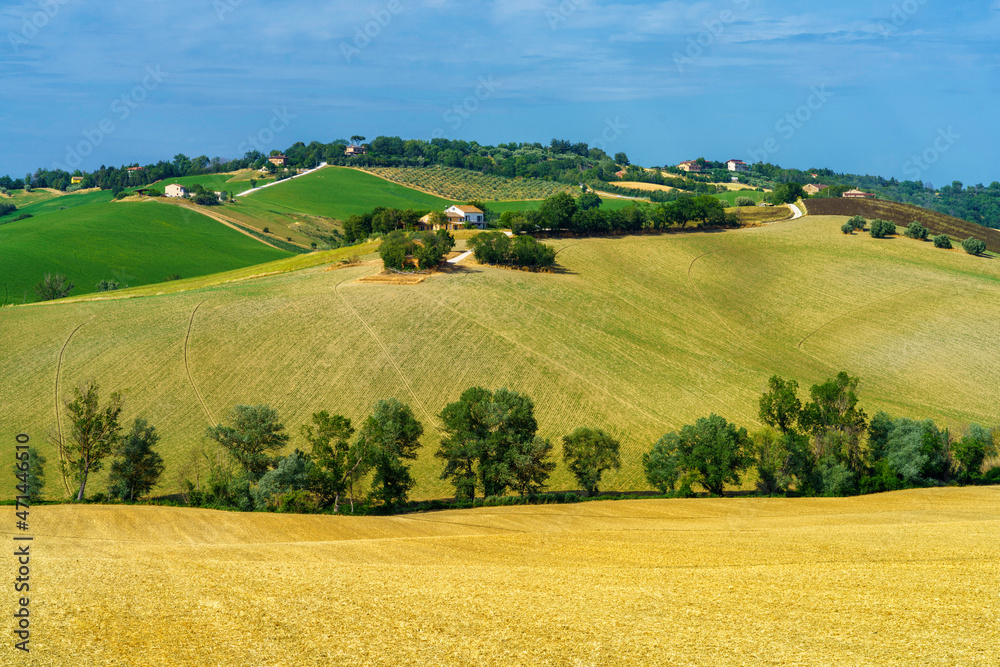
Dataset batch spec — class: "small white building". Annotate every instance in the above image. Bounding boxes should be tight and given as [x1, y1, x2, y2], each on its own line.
[165, 184, 187, 198]
[726, 159, 749, 172]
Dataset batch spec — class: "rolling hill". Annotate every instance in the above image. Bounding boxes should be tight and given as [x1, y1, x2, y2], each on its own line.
[2, 214, 998, 500]
[0, 200, 290, 304]
[8, 487, 998, 665]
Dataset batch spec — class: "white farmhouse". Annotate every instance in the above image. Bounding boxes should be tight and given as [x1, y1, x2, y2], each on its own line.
[165, 184, 188, 198]
[726, 159, 749, 172]
[445, 205, 486, 229]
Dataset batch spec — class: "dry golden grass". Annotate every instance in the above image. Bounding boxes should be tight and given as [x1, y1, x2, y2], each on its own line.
[616, 181, 676, 192]
[730, 205, 794, 224]
[357, 272, 429, 285]
[6, 487, 998, 666]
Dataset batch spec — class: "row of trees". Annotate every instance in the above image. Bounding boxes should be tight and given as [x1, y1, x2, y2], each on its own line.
[842, 216, 989, 254]
[34, 374, 998, 510]
[500, 192, 737, 236]
[191, 390, 622, 513]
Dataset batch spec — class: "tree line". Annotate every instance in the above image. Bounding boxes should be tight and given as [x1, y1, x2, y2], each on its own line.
[841, 216, 989, 255]
[37, 373, 997, 512]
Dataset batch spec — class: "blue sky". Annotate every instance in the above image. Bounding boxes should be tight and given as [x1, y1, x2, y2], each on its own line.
[1, 0, 998, 186]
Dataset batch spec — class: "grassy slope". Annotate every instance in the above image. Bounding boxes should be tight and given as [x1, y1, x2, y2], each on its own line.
[146, 173, 261, 195]
[0, 200, 290, 303]
[1, 189, 114, 219]
[3, 215, 998, 500]
[244, 166, 452, 219]
[10, 488, 999, 665]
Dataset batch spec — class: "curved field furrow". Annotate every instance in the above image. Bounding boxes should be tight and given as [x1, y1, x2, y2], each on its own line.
[184, 300, 215, 426]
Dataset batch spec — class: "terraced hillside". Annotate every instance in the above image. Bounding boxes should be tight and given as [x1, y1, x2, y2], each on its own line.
[2, 215, 997, 500]
[803, 197, 1000, 252]
[6, 488, 998, 665]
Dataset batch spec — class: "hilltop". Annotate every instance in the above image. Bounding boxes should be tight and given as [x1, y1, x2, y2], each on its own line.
[2, 213, 997, 500]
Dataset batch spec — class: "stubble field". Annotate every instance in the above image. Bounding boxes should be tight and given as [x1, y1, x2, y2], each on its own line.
[4, 487, 998, 666]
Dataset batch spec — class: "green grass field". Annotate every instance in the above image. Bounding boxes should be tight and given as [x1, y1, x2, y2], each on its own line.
[1, 189, 114, 219]
[715, 189, 767, 204]
[3, 215, 997, 501]
[243, 166, 452, 219]
[0, 200, 290, 303]
[144, 173, 263, 196]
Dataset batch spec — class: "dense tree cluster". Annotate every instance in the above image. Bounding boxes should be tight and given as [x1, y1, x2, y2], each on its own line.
[468, 231, 557, 269]
[499, 192, 736, 236]
[378, 229, 455, 270]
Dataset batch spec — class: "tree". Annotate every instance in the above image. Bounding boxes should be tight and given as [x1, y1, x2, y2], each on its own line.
[107, 418, 164, 501]
[539, 192, 577, 232]
[758, 376, 801, 434]
[253, 449, 317, 511]
[205, 405, 290, 479]
[577, 191, 602, 211]
[933, 234, 952, 249]
[767, 182, 805, 204]
[951, 424, 996, 483]
[799, 371, 868, 470]
[35, 273, 73, 301]
[13, 448, 46, 501]
[436, 387, 546, 499]
[96, 280, 120, 292]
[350, 135, 366, 146]
[961, 237, 986, 255]
[883, 418, 950, 485]
[751, 428, 812, 495]
[670, 414, 752, 496]
[301, 411, 364, 512]
[509, 436, 556, 497]
[643, 432, 684, 494]
[358, 399, 423, 509]
[904, 222, 929, 240]
[61, 382, 124, 501]
[468, 230, 511, 264]
[562, 427, 621, 495]
[841, 222, 854, 234]
[868, 219, 895, 238]
[847, 215, 866, 231]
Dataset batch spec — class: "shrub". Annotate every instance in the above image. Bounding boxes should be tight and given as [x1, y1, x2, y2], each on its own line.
[841, 222, 853, 234]
[884, 418, 950, 485]
[847, 215, 866, 231]
[95, 280, 120, 292]
[933, 234, 952, 249]
[0, 202, 16, 216]
[734, 196, 756, 207]
[869, 219, 895, 239]
[961, 237, 986, 255]
[904, 222, 929, 240]
[14, 213, 32, 221]
[114, 191, 128, 200]
[814, 456, 855, 496]
[253, 450, 316, 511]
[952, 424, 996, 483]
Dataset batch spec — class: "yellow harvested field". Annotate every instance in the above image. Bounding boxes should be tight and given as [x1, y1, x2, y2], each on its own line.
[5, 487, 998, 666]
[616, 181, 676, 192]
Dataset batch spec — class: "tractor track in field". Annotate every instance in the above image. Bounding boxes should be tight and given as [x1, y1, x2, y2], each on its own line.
[432, 298, 663, 424]
[54, 319, 93, 496]
[335, 272, 439, 429]
[687, 250, 742, 340]
[796, 286, 924, 352]
[184, 300, 216, 426]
